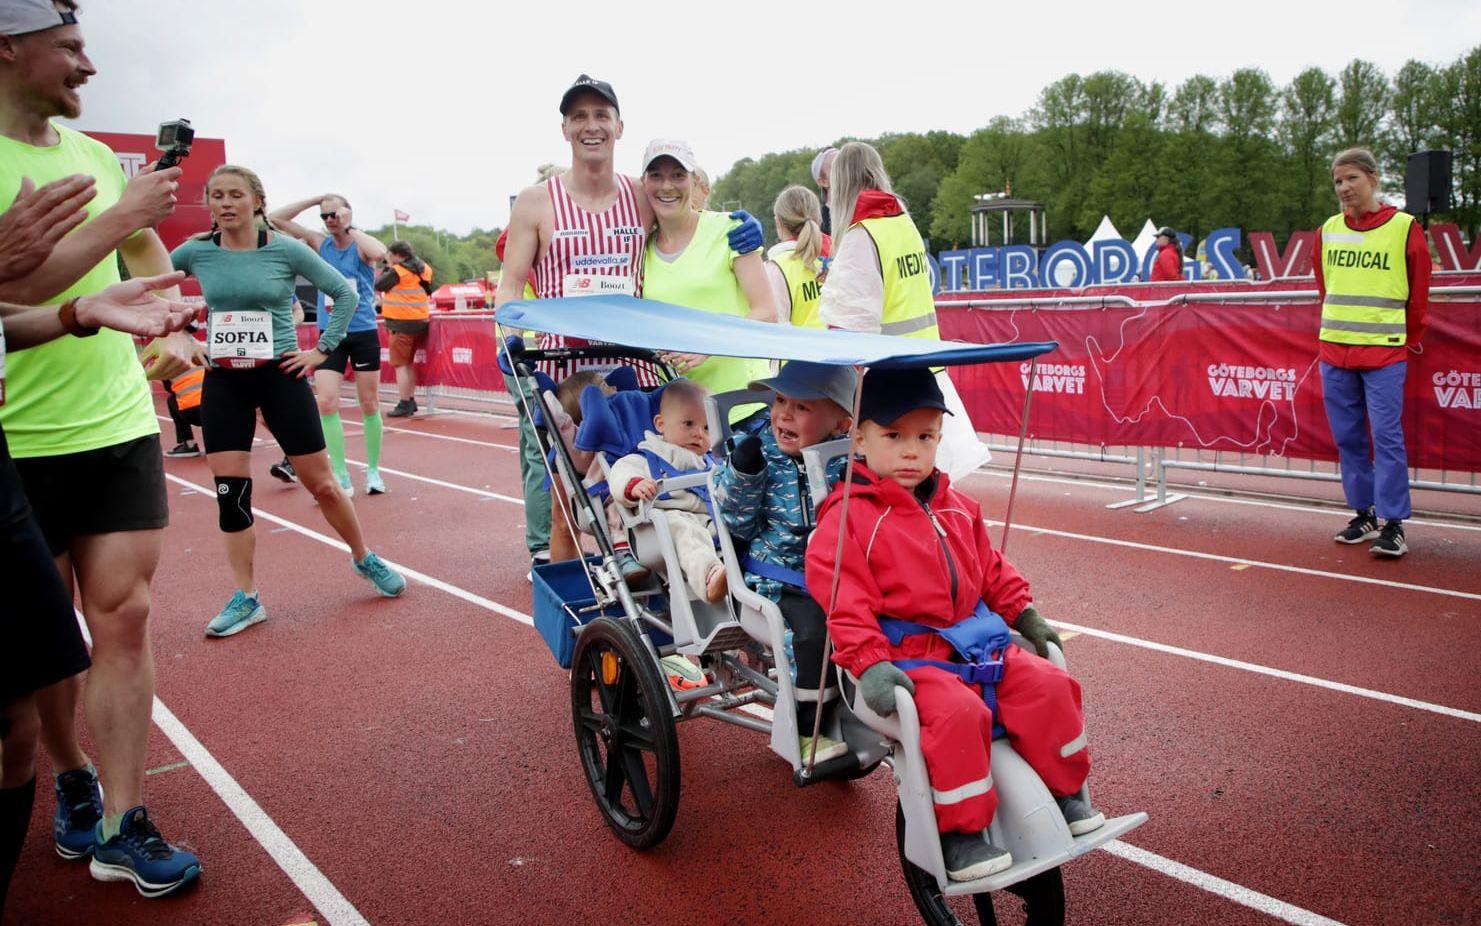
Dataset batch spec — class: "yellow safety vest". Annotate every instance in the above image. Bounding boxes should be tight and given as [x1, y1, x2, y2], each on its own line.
[381, 262, 433, 321]
[774, 248, 824, 329]
[1318, 212, 1412, 346]
[856, 214, 939, 339]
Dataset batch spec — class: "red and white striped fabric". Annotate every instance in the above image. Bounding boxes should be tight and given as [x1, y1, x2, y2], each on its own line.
[530, 175, 649, 380]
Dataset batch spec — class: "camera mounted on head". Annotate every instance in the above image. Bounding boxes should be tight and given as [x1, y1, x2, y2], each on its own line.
[154, 118, 195, 170]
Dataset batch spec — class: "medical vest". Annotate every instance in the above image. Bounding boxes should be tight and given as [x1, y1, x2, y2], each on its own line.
[774, 250, 824, 329]
[1319, 211, 1413, 346]
[855, 214, 939, 339]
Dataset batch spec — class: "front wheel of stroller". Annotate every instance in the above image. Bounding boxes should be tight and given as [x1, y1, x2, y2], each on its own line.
[570, 617, 681, 850]
[897, 802, 1066, 926]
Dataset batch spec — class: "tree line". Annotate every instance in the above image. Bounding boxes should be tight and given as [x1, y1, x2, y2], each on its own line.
[710, 47, 1481, 253]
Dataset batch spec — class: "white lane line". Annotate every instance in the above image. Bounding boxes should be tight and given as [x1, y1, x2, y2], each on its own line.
[340, 458, 523, 504]
[345, 422, 517, 452]
[70, 613, 369, 926]
[295, 448, 1481, 718]
[1052, 619, 1480, 723]
[1103, 841, 1346, 926]
[164, 473, 533, 626]
[160, 480, 1359, 925]
[984, 518, 1481, 602]
[967, 467, 1481, 534]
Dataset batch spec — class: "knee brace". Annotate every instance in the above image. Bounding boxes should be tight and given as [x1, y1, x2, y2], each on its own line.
[215, 476, 254, 533]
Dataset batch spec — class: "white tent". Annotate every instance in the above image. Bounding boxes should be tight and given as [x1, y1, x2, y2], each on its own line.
[1130, 219, 1160, 264]
[1085, 214, 1123, 245]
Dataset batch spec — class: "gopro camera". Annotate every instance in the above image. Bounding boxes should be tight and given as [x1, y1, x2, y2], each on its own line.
[154, 118, 195, 170]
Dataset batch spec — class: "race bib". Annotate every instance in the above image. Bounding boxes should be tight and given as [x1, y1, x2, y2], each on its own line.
[563, 274, 634, 297]
[209, 311, 274, 368]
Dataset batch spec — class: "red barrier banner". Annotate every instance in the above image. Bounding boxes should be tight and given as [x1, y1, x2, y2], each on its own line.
[296, 314, 510, 393]
[941, 299, 1481, 471]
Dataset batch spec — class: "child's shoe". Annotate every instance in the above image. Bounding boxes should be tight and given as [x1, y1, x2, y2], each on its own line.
[798, 733, 848, 763]
[941, 831, 1012, 881]
[661, 654, 706, 692]
[615, 551, 650, 587]
[1056, 793, 1105, 835]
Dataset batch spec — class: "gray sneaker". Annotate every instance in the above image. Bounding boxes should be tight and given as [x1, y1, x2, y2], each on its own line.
[940, 831, 1012, 881]
[1056, 793, 1106, 836]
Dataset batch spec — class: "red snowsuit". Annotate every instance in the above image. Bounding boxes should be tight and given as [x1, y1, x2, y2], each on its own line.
[806, 466, 1090, 833]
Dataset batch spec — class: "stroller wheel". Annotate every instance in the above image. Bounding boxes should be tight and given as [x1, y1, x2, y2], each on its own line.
[571, 617, 681, 849]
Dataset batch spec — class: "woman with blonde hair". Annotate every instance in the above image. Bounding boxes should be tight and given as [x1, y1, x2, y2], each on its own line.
[765, 185, 826, 328]
[690, 166, 712, 212]
[1316, 146, 1429, 558]
[170, 165, 406, 638]
[819, 141, 990, 479]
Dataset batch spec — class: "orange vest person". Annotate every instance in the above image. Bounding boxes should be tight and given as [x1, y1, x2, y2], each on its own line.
[163, 367, 206, 457]
[374, 241, 435, 417]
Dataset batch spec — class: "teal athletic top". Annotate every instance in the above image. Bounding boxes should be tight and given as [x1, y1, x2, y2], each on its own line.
[171, 232, 358, 358]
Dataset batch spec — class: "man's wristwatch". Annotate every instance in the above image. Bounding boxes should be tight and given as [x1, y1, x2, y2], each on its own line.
[59, 297, 100, 337]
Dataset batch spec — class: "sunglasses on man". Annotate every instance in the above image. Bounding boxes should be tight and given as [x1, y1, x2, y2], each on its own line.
[320, 211, 341, 221]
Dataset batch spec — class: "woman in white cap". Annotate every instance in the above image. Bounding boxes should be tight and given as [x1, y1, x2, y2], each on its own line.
[639, 139, 777, 425]
[811, 147, 837, 234]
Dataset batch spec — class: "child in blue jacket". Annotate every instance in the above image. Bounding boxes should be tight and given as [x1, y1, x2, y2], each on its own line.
[715, 361, 855, 762]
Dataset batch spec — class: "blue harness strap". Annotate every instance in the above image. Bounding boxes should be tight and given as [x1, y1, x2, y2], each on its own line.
[880, 602, 1011, 736]
[642, 448, 716, 509]
[741, 555, 806, 589]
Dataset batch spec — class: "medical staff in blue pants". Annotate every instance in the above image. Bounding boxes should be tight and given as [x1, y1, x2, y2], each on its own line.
[1315, 147, 1430, 558]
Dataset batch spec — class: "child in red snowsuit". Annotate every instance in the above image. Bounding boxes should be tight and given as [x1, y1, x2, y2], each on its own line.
[805, 367, 1103, 882]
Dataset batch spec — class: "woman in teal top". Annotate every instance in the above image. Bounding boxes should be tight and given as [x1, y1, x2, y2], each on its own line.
[169, 165, 406, 639]
[639, 140, 776, 424]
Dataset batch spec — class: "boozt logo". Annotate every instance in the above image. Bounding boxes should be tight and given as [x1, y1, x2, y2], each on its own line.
[1433, 370, 1481, 410]
[453, 347, 473, 365]
[1021, 362, 1085, 394]
[895, 251, 927, 280]
[1207, 363, 1297, 401]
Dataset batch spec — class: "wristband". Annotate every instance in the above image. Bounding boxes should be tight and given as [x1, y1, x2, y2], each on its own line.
[59, 298, 99, 337]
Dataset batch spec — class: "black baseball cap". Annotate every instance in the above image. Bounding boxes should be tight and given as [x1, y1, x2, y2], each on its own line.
[560, 74, 619, 116]
[1156, 226, 1176, 239]
[857, 367, 952, 427]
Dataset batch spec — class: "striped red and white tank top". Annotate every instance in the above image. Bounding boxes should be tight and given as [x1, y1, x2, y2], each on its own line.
[530, 175, 647, 378]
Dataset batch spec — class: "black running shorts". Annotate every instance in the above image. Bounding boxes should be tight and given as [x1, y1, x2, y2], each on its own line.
[13, 434, 169, 557]
[0, 428, 90, 702]
[315, 328, 382, 374]
[201, 363, 325, 457]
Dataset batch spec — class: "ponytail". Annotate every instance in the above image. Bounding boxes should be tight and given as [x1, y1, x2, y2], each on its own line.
[773, 185, 824, 267]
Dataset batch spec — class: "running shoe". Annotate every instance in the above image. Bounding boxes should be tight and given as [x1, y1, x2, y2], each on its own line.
[336, 471, 355, 498]
[798, 733, 849, 764]
[387, 398, 417, 418]
[1370, 520, 1407, 558]
[526, 550, 551, 584]
[53, 766, 103, 860]
[1334, 508, 1379, 544]
[1056, 793, 1106, 836]
[205, 590, 266, 638]
[163, 441, 201, 458]
[354, 551, 407, 597]
[661, 654, 707, 691]
[268, 457, 298, 484]
[89, 806, 201, 898]
[364, 469, 387, 495]
[941, 831, 1012, 882]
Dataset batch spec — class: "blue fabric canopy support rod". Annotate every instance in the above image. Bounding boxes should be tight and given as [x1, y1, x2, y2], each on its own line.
[496, 295, 1057, 369]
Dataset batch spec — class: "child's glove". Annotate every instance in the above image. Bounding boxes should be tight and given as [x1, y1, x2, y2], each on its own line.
[859, 662, 915, 716]
[729, 433, 764, 475]
[1014, 606, 1062, 659]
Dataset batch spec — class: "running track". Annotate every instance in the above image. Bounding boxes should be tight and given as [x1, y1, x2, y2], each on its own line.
[5, 396, 1479, 926]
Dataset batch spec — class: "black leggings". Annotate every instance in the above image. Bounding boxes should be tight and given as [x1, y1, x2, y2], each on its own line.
[778, 588, 836, 732]
[202, 363, 325, 456]
[164, 390, 202, 445]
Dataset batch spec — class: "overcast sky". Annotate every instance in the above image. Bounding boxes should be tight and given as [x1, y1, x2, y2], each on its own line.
[69, 0, 1479, 235]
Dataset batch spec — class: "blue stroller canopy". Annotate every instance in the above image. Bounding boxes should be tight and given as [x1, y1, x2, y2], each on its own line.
[496, 295, 1057, 369]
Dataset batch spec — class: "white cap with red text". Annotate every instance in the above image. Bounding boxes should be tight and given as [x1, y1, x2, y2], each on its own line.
[641, 139, 697, 173]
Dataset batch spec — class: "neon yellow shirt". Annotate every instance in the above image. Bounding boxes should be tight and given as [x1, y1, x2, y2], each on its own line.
[642, 211, 769, 420]
[0, 125, 158, 457]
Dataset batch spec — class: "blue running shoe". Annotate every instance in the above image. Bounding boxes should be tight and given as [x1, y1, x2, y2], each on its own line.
[89, 806, 201, 897]
[336, 471, 355, 498]
[53, 766, 102, 859]
[205, 590, 266, 638]
[364, 469, 386, 495]
[354, 551, 406, 597]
